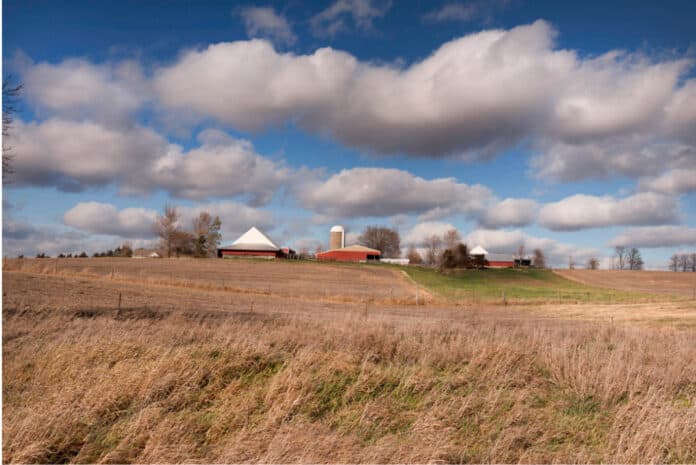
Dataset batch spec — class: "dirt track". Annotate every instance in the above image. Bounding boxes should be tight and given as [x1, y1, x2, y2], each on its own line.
[555, 269, 696, 297]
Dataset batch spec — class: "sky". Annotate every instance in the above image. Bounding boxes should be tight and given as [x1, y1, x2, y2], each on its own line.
[2, 0, 696, 268]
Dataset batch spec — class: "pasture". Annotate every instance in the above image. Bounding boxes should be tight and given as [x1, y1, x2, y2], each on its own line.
[3, 258, 696, 463]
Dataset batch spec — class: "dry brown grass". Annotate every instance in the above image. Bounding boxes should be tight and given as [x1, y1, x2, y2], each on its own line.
[555, 269, 696, 297]
[2, 258, 421, 305]
[3, 263, 696, 463]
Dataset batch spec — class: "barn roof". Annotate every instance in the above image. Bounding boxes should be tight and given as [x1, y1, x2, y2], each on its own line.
[329, 244, 381, 254]
[470, 245, 488, 255]
[219, 227, 280, 251]
[487, 253, 513, 262]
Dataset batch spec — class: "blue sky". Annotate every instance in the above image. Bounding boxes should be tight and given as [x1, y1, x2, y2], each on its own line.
[3, 0, 695, 268]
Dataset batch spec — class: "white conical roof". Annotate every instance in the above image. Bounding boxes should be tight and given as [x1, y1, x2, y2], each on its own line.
[470, 245, 488, 255]
[232, 227, 279, 248]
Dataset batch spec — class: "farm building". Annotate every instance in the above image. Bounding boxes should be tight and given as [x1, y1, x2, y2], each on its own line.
[470, 245, 515, 268]
[133, 248, 161, 258]
[317, 244, 381, 263]
[217, 227, 295, 259]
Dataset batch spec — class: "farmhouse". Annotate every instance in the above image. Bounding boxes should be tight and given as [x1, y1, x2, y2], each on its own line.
[317, 244, 381, 263]
[217, 227, 295, 259]
[470, 245, 515, 268]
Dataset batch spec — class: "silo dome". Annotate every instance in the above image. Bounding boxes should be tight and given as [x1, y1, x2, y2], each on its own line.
[330, 225, 345, 233]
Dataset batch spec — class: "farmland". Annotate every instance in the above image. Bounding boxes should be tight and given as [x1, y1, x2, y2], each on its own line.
[555, 269, 696, 298]
[3, 258, 696, 463]
[400, 266, 660, 304]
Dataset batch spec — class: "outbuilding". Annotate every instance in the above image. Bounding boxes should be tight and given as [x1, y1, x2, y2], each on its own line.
[470, 245, 514, 268]
[217, 227, 295, 259]
[316, 244, 381, 263]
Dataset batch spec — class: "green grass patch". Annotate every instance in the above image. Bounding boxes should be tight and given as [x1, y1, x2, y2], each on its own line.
[399, 266, 648, 304]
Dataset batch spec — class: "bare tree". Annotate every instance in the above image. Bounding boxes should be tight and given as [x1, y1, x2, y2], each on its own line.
[679, 254, 690, 272]
[443, 229, 461, 251]
[423, 235, 443, 266]
[192, 211, 222, 257]
[627, 248, 644, 270]
[568, 256, 575, 270]
[532, 248, 546, 269]
[614, 246, 626, 270]
[3, 76, 23, 182]
[153, 205, 182, 258]
[669, 254, 679, 272]
[406, 245, 423, 264]
[691, 253, 696, 272]
[586, 257, 600, 270]
[358, 226, 401, 258]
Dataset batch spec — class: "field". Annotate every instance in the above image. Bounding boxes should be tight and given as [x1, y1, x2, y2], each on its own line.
[556, 269, 696, 297]
[3, 258, 696, 463]
[400, 266, 660, 304]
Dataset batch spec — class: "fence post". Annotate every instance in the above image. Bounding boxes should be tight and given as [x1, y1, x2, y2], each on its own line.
[502, 290, 506, 305]
[416, 283, 420, 305]
[118, 292, 122, 314]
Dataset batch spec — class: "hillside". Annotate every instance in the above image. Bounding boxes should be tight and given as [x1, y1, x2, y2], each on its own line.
[3, 260, 696, 463]
[401, 267, 654, 304]
[555, 269, 696, 297]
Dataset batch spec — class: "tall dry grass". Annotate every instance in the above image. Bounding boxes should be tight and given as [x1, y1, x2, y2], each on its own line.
[3, 300, 695, 463]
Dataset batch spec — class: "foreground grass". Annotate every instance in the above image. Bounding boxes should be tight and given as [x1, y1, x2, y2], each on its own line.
[400, 267, 654, 304]
[3, 303, 696, 463]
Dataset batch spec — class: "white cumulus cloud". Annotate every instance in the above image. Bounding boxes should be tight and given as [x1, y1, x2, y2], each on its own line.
[608, 226, 696, 248]
[10, 121, 288, 204]
[538, 192, 680, 231]
[152, 20, 693, 168]
[479, 198, 538, 228]
[22, 58, 149, 125]
[294, 167, 493, 221]
[63, 202, 158, 238]
[402, 221, 457, 246]
[639, 168, 696, 195]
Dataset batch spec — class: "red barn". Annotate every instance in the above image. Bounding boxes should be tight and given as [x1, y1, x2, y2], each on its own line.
[470, 245, 514, 268]
[317, 245, 381, 263]
[217, 227, 294, 259]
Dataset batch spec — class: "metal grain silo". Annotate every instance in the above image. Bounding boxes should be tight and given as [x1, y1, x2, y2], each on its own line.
[329, 225, 345, 250]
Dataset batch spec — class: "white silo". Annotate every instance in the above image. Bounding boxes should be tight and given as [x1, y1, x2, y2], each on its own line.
[329, 225, 345, 250]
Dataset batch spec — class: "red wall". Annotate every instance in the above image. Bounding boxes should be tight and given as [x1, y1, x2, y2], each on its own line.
[316, 251, 379, 262]
[488, 261, 514, 268]
[220, 250, 279, 258]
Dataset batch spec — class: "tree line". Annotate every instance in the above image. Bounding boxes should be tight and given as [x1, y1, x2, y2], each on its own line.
[153, 205, 222, 258]
[358, 226, 548, 270]
[611, 246, 644, 270]
[669, 253, 696, 272]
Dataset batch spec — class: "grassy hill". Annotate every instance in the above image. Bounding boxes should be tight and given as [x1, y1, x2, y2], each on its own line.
[401, 267, 652, 304]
